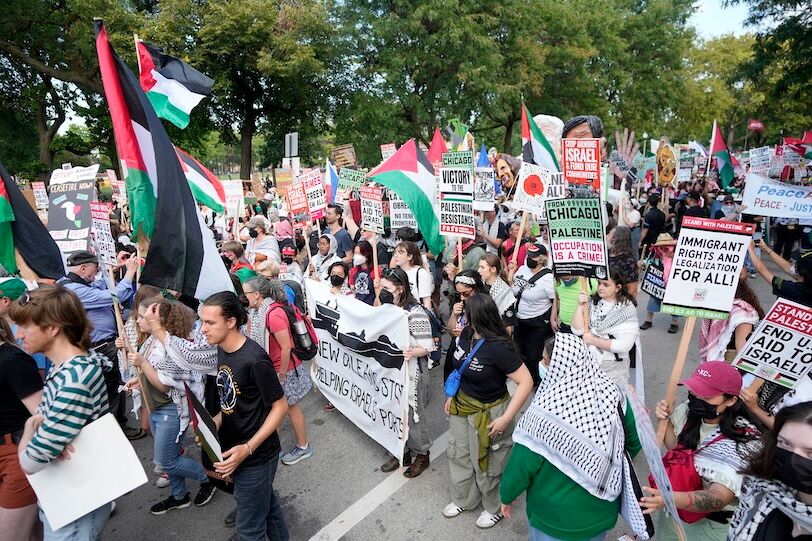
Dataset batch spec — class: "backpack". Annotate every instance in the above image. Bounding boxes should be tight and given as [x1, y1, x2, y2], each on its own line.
[268, 302, 319, 361]
[283, 279, 306, 313]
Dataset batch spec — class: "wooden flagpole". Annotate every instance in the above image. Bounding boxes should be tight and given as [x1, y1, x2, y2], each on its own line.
[656, 316, 697, 445]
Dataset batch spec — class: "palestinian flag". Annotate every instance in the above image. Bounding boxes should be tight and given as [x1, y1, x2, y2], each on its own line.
[175, 146, 225, 213]
[96, 20, 232, 299]
[803, 131, 812, 159]
[0, 162, 64, 279]
[136, 39, 212, 129]
[522, 103, 560, 172]
[710, 120, 735, 189]
[184, 383, 223, 463]
[368, 139, 443, 255]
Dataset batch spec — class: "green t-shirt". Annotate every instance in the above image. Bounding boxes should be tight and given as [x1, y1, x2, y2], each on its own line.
[556, 278, 598, 326]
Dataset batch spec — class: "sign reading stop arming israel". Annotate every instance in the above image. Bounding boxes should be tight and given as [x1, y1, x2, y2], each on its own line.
[439, 151, 475, 239]
[306, 279, 411, 461]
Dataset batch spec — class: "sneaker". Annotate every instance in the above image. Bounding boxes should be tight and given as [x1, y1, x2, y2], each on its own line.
[194, 482, 216, 507]
[442, 503, 465, 518]
[153, 463, 163, 474]
[224, 508, 237, 527]
[668, 323, 679, 334]
[475, 510, 503, 529]
[156, 473, 170, 488]
[281, 444, 313, 465]
[639, 321, 653, 330]
[150, 493, 191, 515]
[122, 426, 147, 441]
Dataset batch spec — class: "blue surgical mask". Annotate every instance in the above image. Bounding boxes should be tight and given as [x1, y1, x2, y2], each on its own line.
[538, 363, 548, 381]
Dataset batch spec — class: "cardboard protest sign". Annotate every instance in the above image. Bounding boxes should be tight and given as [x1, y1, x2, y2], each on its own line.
[47, 176, 95, 259]
[306, 279, 410, 461]
[656, 144, 678, 187]
[338, 168, 365, 191]
[749, 146, 772, 173]
[360, 186, 385, 234]
[331, 144, 357, 168]
[661, 217, 753, 319]
[733, 299, 812, 389]
[31, 182, 48, 210]
[640, 257, 666, 301]
[89, 202, 117, 267]
[222, 180, 244, 219]
[300, 168, 327, 220]
[562, 138, 600, 185]
[439, 151, 475, 239]
[545, 198, 609, 278]
[742, 173, 812, 220]
[380, 143, 397, 162]
[388, 190, 418, 231]
[512, 164, 568, 223]
[274, 168, 293, 196]
[473, 164, 496, 211]
[286, 180, 311, 227]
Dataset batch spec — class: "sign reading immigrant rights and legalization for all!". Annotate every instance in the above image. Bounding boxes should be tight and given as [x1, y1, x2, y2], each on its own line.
[439, 151, 475, 239]
[545, 198, 609, 279]
[661, 217, 753, 319]
[360, 186, 385, 235]
[562, 138, 601, 186]
[733, 298, 812, 389]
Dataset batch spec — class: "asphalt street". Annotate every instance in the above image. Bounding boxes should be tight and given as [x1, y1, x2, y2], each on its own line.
[103, 264, 780, 541]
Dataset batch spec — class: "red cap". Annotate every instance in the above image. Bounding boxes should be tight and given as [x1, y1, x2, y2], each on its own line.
[679, 361, 742, 398]
[281, 246, 296, 256]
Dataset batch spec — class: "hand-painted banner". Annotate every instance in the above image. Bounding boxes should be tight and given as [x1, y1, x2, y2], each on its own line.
[742, 173, 812, 220]
[662, 217, 753, 319]
[733, 298, 812, 389]
[545, 198, 609, 278]
[306, 279, 410, 461]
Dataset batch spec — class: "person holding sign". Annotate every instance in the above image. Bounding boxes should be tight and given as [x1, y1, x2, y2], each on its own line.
[308, 234, 342, 281]
[748, 242, 812, 307]
[643, 362, 761, 541]
[391, 241, 434, 311]
[12, 286, 113, 539]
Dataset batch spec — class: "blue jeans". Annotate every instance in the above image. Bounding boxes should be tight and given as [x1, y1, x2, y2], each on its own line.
[41, 502, 111, 540]
[233, 454, 289, 541]
[528, 522, 606, 541]
[149, 404, 208, 500]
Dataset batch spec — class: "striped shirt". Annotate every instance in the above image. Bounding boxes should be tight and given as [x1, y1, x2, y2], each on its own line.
[20, 354, 109, 474]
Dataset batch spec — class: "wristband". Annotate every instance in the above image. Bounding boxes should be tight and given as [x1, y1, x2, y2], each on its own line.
[244, 442, 253, 455]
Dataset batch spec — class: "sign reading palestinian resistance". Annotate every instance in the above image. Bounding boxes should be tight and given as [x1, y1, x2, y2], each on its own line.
[286, 180, 311, 227]
[562, 138, 601, 186]
[545, 198, 609, 279]
[640, 257, 666, 301]
[47, 168, 96, 260]
[473, 162, 496, 211]
[338, 167, 365, 191]
[331, 144, 357, 169]
[306, 279, 411, 461]
[439, 151, 475, 239]
[360, 186, 385, 234]
[300, 168, 327, 220]
[89, 202, 117, 267]
[513, 164, 568, 223]
[388, 190, 418, 231]
[661, 217, 753, 319]
[31, 182, 49, 210]
[742, 173, 812, 221]
[733, 298, 812, 389]
[749, 146, 772, 173]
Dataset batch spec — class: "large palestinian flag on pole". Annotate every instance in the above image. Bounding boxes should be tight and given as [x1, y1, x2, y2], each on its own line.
[368, 139, 443, 256]
[522, 103, 560, 172]
[136, 39, 212, 129]
[710, 120, 735, 190]
[96, 20, 232, 299]
[0, 162, 65, 279]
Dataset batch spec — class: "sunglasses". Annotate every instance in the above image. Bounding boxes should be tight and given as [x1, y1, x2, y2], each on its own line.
[16, 290, 37, 307]
[382, 268, 402, 283]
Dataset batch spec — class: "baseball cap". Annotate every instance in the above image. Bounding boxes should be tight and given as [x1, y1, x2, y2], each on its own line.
[679, 361, 742, 398]
[723, 194, 735, 203]
[246, 216, 268, 230]
[526, 243, 547, 258]
[66, 251, 99, 266]
[0, 277, 27, 300]
[281, 246, 296, 256]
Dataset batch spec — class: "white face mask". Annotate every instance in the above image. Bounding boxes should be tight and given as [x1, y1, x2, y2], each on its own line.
[538, 363, 548, 381]
[353, 254, 367, 267]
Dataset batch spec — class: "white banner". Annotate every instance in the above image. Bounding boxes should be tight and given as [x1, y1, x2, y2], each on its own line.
[306, 279, 411, 460]
[742, 173, 812, 220]
[89, 202, 117, 267]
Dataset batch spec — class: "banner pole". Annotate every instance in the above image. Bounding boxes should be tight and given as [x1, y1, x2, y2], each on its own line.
[456, 237, 463, 272]
[656, 316, 697, 445]
[371, 231, 379, 279]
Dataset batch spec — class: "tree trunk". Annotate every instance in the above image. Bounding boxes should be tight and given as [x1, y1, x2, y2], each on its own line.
[239, 108, 255, 180]
[502, 116, 515, 154]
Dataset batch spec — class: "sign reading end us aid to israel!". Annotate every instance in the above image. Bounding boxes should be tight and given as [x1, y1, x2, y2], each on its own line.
[733, 298, 812, 389]
[439, 151, 475, 239]
[661, 217, 753, 319]
[360, 186, 385, 234]
[545, 198, 609, 278]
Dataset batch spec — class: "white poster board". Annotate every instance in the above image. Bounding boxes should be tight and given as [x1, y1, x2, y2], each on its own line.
[89, 202, 117, 267]
[439, 151, 475, 239]
[360, 186, 385, 234]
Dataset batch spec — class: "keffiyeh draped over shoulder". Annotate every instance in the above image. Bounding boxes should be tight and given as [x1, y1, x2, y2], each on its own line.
[730, 476, 812, 541]
[488, 277, 517, 318]
[700, 299, 759, 362]
[512, 333, 626, 500]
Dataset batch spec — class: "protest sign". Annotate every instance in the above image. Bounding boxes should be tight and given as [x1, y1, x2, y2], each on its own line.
[110, 180, 127, 203]
[338, 167, 365, 191]
[439, 151, 475, 238]
[222, 180, 244, 219]
[388, 190, 418, 231]
[26, 414, 147, 531]
[656, 144, 678, 187]
[661, 217, 752, 319]
[31, 181, 48, 210]
[473, 163, 496, 211]
[286, 180, 311, 227]
[89, 202, 117, 267]
[360, 186, 385, 234]
[783, 147, 801, 167]
[562, 138, 600, 185]
[545, 198, 609, 279]
[300, 168, 327, 220]
[640, 257, 666, 301]
[331, 144, 357, 168]
[49, 164, 99, 185]
[676, 166, 692, 183]
[749, 146, 772, 173]
[742, 173, 812, 220]
[47, 178, 95, 259]
[633, 153, 656, 173]
[733, 299, 812, 389]
[274, 168, 293, 196]
[512, 165, 568, 223]
[306, 279, 410, 461]
[380, 143, 397, 162]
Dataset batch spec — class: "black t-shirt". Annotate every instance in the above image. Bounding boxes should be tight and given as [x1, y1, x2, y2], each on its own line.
[216, 338, 285, 469]
[0, 343, 43, 434]
[772, 277, 812, 307]
[755, 508, 812, 541]
[452, 336, 522, 403]
[609, 254, 639, 283]
[641, 207, 665, 245]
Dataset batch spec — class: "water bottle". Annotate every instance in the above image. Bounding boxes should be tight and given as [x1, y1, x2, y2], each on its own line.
[292, 319, 312, 349]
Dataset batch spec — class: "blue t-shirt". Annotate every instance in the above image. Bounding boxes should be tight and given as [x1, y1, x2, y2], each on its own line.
[324, 227, 354, 258]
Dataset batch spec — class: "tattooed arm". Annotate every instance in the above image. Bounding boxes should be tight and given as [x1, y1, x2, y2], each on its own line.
[640, 483, 735, 515]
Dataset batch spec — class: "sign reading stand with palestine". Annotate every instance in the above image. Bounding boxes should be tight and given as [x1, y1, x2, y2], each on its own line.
[360, 186, 385, 234]
[661, 217, 753, 319]
[545, 198, 609, 278]
[439, 151, 475, 239]
[733, 299, 812, 389]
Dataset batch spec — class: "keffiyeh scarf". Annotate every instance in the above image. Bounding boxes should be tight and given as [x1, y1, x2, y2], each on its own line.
[247, 298, 274, 348]
[730, 476, 812, 541]
[488, 277, 516, 318]
[590, 298, 637, 336]
[699, 299, 759, 362]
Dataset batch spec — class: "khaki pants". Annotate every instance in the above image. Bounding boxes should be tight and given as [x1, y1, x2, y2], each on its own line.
[447, 399, 513, 515]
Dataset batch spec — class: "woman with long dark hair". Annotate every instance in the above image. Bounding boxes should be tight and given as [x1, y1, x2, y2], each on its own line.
[443, 293, 533, 529]
[729, 401, 812, 539]
[478, 253, 517, 332]
[444, 271, 484, 381]
[607, 226, 639, 299]
[349, 240, 379, 305]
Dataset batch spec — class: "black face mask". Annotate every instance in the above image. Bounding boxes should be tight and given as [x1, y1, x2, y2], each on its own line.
[329, 274, 344, 287]
[687, 394, 721, 420]
[775, 447, 812, 493]
[378, 289, 395, 305]
[249, 229, 259, 238]
[282, 257, 294, 265]
[526, 258, 539, 269]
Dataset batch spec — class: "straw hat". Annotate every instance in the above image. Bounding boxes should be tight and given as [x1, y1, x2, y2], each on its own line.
[652, 233, 677, 247]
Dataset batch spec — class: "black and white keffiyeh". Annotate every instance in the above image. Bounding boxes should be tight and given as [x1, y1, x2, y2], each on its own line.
[512, 333, 625, 500]
[730, 476, 812, 541]
[488, 277, 516, 317]
[590, 298, 637, 336]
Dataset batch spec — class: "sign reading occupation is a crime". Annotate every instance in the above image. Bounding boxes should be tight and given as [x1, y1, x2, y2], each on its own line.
[733, 298, 812, 389]
[300, 168, 327, 220]
[360, 185, 385, 234]
[661, 217, 753, 319]
[742, 173, 812, 221]
[562, 138, 601, 186]
[545, 197, 609, 279]
[439, 150, 475, 239]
